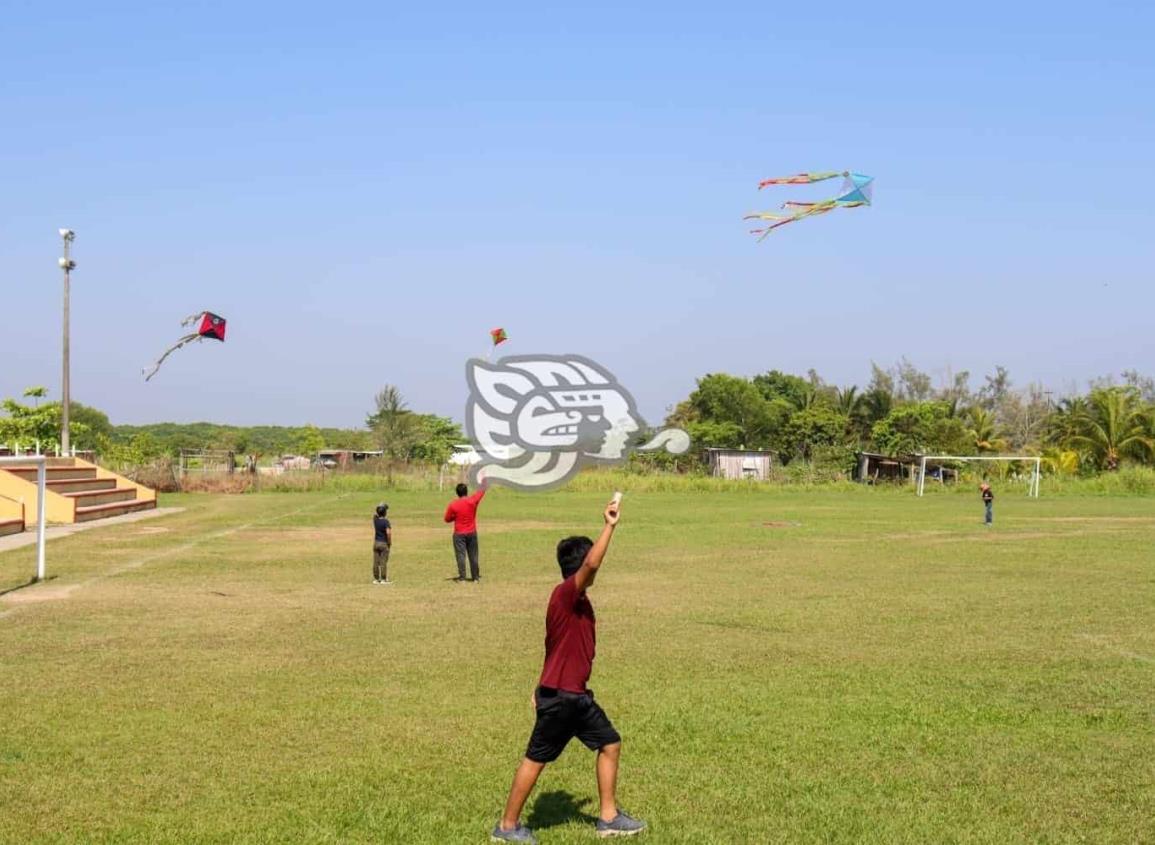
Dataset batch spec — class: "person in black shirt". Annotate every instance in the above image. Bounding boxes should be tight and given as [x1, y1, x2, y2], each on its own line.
[981, 483, 994, 526]
[373, 503, 393, 584]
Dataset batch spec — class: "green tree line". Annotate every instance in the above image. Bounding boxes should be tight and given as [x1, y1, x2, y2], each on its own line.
[1, 384, 465, 467]
[4, 367, 1153, 477]
[667, 362, 1155, 475]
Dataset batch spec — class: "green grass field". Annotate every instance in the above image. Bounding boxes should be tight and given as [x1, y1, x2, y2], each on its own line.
[2, 488, 1153, 844]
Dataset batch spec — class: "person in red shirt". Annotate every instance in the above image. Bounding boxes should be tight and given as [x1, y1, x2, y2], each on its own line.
[444, 482, 487, 582]
[491, 498, 646, 843]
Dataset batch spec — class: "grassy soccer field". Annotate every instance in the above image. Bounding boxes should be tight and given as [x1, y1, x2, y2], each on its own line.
[1, 488, 1153, 844]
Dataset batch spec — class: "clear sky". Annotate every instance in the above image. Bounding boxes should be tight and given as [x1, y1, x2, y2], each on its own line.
[3, 1, 1153, 429]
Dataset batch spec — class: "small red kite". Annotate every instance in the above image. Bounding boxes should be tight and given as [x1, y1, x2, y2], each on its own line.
[144, 311, 227, 381]
[490, 327, 508, 346]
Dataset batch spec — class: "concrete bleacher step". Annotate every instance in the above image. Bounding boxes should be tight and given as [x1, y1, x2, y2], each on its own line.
[75, 498, 157, 523]
[0, 518, 23, 538]
[6, 465, 99, 482]
[64, 488, 139, 509]
[47, 477, 118, 494]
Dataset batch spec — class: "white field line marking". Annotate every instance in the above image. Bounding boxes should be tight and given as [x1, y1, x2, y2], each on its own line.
[1076, 633, 1155, 665]
[0, 495, 348, 620]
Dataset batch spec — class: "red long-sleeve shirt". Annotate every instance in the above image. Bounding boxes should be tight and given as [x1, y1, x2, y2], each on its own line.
[444, 488, 486, 534]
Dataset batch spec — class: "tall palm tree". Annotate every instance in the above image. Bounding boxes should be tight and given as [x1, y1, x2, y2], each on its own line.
[966, 406, 1008, 454]
[1069, 388, 1155, 471]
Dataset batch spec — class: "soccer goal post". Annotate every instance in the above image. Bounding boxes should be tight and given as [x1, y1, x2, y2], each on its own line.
[916, 455, 1041, 498]
[0, 455, 48, 580]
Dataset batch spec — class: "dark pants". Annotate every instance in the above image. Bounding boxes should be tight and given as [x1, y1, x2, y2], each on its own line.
[984, 502, 993, 524]
[453, 532, 479, 580]
[373, 542, 390, 581]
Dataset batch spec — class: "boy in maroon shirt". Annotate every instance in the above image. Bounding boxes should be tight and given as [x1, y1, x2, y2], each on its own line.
[492, 498, 646, 843]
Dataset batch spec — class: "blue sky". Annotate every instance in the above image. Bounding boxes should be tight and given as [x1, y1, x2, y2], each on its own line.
[3, 1, 1153, 428]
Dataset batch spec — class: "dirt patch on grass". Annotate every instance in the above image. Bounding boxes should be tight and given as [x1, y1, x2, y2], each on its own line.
[1, 584, 78, 603]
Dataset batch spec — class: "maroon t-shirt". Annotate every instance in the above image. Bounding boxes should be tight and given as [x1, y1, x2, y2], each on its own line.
[539, 575, 596, 693]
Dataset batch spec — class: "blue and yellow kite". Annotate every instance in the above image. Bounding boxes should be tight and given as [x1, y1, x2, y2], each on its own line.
[745, 171, 873, 240]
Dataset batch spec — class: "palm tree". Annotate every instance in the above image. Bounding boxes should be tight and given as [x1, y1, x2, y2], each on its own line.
[1040, 446, 1079, 476]
[861, 387, 892, 426]
[966, 406, 1008, 454]
[836, 386, 861, 417]
[1069, 388, 1155, 471]
[836, 386, 871, 441]
[1045, 396, 1087, 447]
[367, 385, 420, 483]
[23, 386, 48, 408]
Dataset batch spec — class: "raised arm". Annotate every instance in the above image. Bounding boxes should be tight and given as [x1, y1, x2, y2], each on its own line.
[573, 498, 621, 593]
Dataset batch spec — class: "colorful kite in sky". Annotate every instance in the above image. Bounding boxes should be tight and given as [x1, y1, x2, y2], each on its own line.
[143, 312, 227, 381]
[490, 327, 509, 347]
[745, 171, 873, 240]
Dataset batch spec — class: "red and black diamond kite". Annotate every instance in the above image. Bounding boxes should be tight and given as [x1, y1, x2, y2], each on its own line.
[144, 311, 227, 381]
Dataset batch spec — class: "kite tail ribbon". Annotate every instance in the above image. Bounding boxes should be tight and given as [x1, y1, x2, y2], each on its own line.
[143, 333, 202, 382]
[757, 171, 843, 189]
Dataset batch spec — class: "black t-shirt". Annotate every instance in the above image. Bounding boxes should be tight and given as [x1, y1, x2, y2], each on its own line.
[982, 489, 994, 503]
[374, 516, 391, 544]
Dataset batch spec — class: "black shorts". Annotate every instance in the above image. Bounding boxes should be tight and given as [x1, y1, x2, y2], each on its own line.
[525, 687, 622, 763]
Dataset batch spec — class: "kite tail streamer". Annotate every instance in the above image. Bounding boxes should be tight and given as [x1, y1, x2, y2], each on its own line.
[757, 171, 842, 189]
[143, 334, 202, 382]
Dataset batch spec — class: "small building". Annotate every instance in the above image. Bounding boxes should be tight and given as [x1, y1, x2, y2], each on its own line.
[855, 452, 960, 485]
[447, 444, 481, 467]
[315, 449, 384, 468]
[706, 448, 773, 481]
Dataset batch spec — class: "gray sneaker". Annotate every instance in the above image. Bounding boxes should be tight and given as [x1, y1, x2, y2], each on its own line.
[491, 822, 537, 843]
[597, 810, 647, 837]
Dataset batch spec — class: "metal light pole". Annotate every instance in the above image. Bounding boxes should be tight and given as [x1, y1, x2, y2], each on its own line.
[58, 229, 76, 456]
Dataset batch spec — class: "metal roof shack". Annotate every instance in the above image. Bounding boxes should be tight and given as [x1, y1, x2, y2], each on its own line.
[705, 448, 773, 481]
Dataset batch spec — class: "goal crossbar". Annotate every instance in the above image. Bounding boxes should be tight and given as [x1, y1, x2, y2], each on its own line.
[916, 454, 1041, 498]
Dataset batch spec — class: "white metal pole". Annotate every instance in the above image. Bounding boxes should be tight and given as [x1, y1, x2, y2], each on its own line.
[917, 456, 926, 496]
[35, 458, 47, 582]
[60, 230, 75, 455]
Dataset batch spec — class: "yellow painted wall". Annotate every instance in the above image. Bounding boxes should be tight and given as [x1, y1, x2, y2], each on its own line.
[0, 492, 24, 526]
[0, 468, 76, 524]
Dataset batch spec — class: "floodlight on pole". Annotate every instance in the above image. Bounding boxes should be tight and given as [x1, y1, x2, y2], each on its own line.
[59, 228, 76, 456]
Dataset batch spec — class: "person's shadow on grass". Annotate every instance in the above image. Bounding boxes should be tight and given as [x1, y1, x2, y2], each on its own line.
[525, 790, 597, 831]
